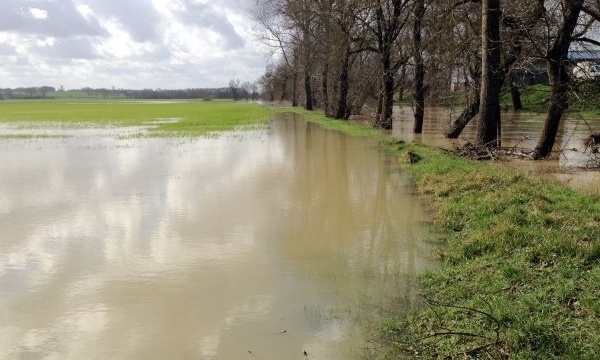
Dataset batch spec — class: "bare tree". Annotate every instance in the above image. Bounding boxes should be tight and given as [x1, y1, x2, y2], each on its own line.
[252, 0, 298, 106]
[250, 82, 259, 100]
[445, 0, 545, 139]
[229, 79, 241, 100]
[331, 0, 371, 119]
[258, 69, 275, 101]
[253, 0, 319, 110]
[439, 0, 483, 138]
[289, 0, 317, 110]
[241, 81, 253, 101]
[533, 0, 587, 158]
[360, 0, 411, 129]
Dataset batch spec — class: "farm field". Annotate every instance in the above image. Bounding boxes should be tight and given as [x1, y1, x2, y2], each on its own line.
[0, 100, 272, 136]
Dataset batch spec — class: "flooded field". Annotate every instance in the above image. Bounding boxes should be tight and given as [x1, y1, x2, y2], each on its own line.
[392, 106, 600, 194]
[0, 114, 435, 359]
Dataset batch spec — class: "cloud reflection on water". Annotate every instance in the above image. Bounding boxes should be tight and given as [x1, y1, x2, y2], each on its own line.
[0, 118, 434, 359]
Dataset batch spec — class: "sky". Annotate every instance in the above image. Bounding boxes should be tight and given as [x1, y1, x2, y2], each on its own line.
[0, 0, 269, 90]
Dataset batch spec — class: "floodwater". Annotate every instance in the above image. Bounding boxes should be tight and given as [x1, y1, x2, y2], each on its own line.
[392, 106, 600, 194]
[0, 114, 434, 359]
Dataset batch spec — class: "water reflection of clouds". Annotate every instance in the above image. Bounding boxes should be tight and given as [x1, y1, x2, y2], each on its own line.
[0, 128, 281, 356]
[8, 303, 110, 359]
[302, 320, 351, 360]
[0, 120, 432, 359]
[199, 294, 274, 359]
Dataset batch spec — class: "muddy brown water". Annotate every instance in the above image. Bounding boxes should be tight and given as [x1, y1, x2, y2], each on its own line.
[391, 106, 600, 194]
[0, 114, 435, 359]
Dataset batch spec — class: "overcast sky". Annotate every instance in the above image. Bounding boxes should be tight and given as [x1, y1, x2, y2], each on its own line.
[0, 0, 268, 90]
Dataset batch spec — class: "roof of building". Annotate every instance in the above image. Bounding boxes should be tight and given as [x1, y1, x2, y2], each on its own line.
[569, 49, 600, 61]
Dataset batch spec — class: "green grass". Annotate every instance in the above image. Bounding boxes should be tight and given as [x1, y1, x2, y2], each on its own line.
[0, 100, 273, 136]
[500, 84, 551, 112]
[500, 82, 600, 115]
[380, 146, 600, 359]
[280, 106, 385, 138]
[274, 107, 600, 359]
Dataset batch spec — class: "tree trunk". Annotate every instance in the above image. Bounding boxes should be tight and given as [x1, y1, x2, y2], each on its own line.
[412, 65, 425, 133]
[398, 64, 407, 102]
[279, 74, 288, 103]
[476, 0, 502, 148]
[446, 0, 540, 138]
[376, 82, 384, 125]
[379, 46, 394, 129]
[372, 0, 404, 130]
[322, 62, 330, 116]
[510, 83, 522, 110]
[292, 69, 298, 107]
[446, 60, 481, 138]
[336, 46, 351, 120]
[380, 72, 394, 129]
[533, 70, 568, 158]
[412, 0, 426, 133]
[446, 94, 480, 138]
[533, 0, 584, 158]
[304, 70, 314, 111]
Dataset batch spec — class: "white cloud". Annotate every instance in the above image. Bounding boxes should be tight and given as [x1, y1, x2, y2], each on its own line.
[35, 37, 100, 60]
[0, 43, 16, 56]
[0, 0, 107, 38]
[0, 0, 267, 89]
[28, 8, 49, 20]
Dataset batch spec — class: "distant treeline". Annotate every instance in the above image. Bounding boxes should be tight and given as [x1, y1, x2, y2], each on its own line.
[0, 86, 244, 100]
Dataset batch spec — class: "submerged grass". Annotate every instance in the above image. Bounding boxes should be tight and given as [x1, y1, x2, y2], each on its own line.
[0, 100, 272, 136]
[276, 107, 600, 359]
[0, 134, 70, 139]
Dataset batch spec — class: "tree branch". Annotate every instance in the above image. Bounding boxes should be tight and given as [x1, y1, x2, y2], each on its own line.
[574, 37, 600, 47]
[453, 0, 481, 9]
[582, 5, 600, 21]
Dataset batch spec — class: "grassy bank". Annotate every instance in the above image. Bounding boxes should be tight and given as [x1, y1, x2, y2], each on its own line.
[0, 100, 272, 136]
[381, 147, 600, 359]
[281, 107, 600, 359]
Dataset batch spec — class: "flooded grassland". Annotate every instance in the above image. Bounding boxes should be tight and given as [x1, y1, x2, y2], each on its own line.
[392, 106, 600, 194]
[0, 102, 435, 359]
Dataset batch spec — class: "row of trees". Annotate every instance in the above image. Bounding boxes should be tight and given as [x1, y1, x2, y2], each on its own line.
[0, 86, 57, 99]
[124, 88, 232, 100]
[252, 0, 600, 158]
[228, 79, 261, 101]
[0, 87, 251, 101]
